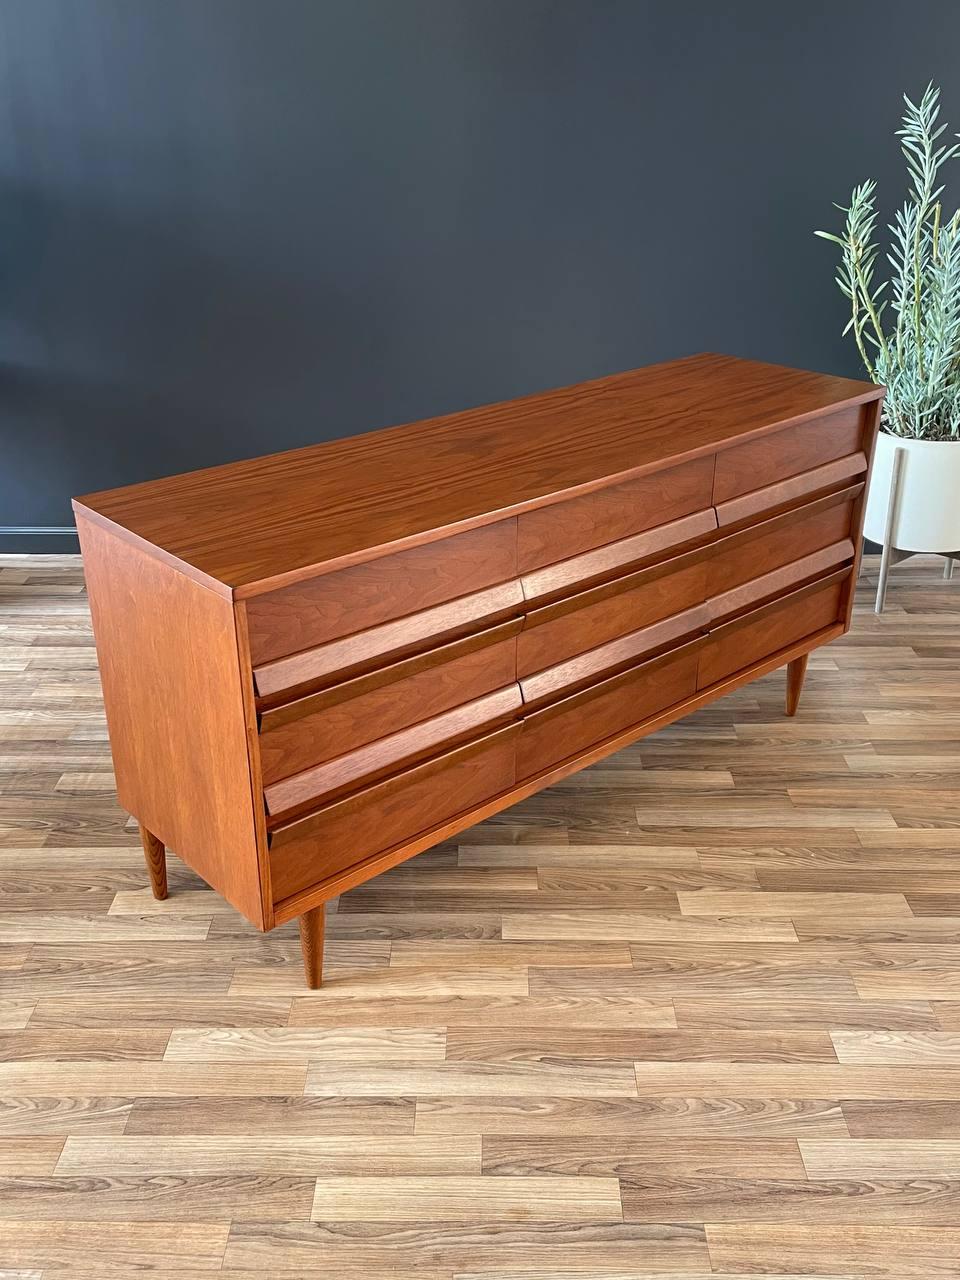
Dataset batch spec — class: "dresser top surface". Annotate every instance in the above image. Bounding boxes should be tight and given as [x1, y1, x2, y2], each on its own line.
[73, 352, 882, 596]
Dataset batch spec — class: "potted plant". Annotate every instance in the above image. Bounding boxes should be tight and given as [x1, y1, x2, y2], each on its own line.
[816, 83, 960, 610]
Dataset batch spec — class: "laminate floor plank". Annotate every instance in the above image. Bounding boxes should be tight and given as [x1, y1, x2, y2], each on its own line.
[481, 1136, 805, 1177]
[288, 994, 678, 1029]
[842, 1099, 960, 1139]
[0, 1219, 230, 1270]
[674, 996, 938, 1030]
[0, 1028, 169, 1061]
[414, 1097, 850, 1137]
[705, 1223, 960, 1276]
[799, 1138, 960, 1178]
[125, 1095, 415, 1136]
[445, 1027, 837, 1064]
[162, 1025, 447, 1063]
[2, 552, 959, 1275]
[622, 1173, 960, 1223]
[58, 1134, 479, 1175]
[0, 1172, 316, 1220]
[831, 1029, 960, 1063]
[309, 1175, 623, 1222]
[221, 1218, 709, 1274]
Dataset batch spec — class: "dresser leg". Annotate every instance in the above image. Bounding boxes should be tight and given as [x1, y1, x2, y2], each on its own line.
[785, 653, 809, 717]
[299, 907, 325, 989]
[139, 824, 168, 900]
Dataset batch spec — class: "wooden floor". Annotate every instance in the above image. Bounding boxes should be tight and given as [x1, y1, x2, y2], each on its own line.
[1, 553, 960, 1277]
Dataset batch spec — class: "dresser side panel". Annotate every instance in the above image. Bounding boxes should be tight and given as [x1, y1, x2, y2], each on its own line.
[76, 514, 266, 928]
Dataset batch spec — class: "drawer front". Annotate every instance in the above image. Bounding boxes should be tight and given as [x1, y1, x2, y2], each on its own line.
[714, 407, 867, 526]
[519, 554, 708, 679]
[707, 542, 853, 627]
[247, 517, 519, 669]
[518, 641, 702, 780]
[263, 684, 521, 818]
[259, 623, 520, 787]
[517, 455, 715, 574]
[698, 569, 849, 690]
[520, 604, 708, 708]
[521, 508, 717, 604]
[706, 483, 862, 597]
[268, 725, 519, 902]
[254, 579, 523, 699]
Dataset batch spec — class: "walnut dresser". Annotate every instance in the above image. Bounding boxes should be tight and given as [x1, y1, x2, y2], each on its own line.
[73, 353, 884, 987]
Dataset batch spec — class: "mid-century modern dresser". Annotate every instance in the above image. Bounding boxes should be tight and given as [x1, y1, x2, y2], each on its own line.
[74, 353, 884, 987]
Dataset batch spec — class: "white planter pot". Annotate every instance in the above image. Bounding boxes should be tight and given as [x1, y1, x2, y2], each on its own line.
[864, 430, 960, 553]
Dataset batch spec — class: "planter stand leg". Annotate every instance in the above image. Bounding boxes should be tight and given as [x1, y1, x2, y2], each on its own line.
[876, 445, 906, 614]
[946, 557, 956, 581]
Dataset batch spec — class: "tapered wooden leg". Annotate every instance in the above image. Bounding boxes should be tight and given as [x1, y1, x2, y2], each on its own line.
[785, 653, 809, 717]
[138, 823, 168, 900]
[299, 906, 325, 989]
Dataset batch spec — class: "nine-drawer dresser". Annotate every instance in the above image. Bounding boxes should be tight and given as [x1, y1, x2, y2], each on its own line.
[74, 353, 884, 986]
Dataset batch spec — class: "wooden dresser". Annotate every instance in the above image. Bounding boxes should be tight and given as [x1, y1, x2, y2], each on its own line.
[73, 353, 884, 986]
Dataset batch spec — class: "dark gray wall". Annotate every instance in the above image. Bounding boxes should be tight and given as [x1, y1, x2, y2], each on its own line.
[2, 0, 958, 549]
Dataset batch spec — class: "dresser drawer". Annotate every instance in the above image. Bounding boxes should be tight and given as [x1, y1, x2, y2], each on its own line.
[263, 682, 521, 819]
[249, 521, 522, 699]
[518, 640, 703, 780]
[259, 622, 520, 790]
[713, 406, 868, 526]
[518, 455, 715, 575]
[519, 552, 708, 682]
[706, 483, 862, 596]
[521, 508, 717, 603]
[698, 568, 849, 690]
[705, 483, 860, 625]
[268, 725, 519, 903]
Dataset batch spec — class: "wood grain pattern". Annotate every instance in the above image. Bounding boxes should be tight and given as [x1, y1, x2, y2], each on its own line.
[258, 625, 519, 786]
[713, 403, 865, 502]
[519, 605, 708, 707]
[519, 506, 717, 603]
[697, 570, 848, 689]
[517, 553, 707, 676]
[705, 481, 862, 594]
[298, 907, 324, 989]
[264, 685, 522, 817]
[74, 353, 881, 595]
[253, 579, 524, 699]
[137, 824, 166, 900]
[786, 652, 809, 716]
[75, 517, 266, 928]
[6, 547, 960, 1277]
[246, 518, 518, 666]
[517, 454, 714, 571]
[706, 1223, 960, 1277]
[707, 541, 854, 626]
[268, 727, 520, 902]
[519, 641, 702, 778]
[715, 451, 868, 527]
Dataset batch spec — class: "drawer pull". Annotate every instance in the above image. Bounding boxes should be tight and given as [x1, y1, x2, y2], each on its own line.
[263, 684, 521, 817]
[698, 568, 850, 689]
[520, 602, 710, 707]
[254, 579, 524, 699]
[715, 453, 867, 527]
[707, 539, 854, 625]
[522, 507, 717, 603]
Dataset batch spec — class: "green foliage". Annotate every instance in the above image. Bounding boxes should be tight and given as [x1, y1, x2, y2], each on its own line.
[816, 84, 960, 440]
